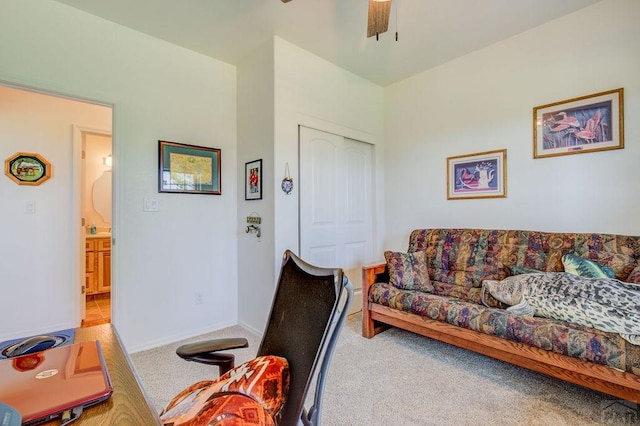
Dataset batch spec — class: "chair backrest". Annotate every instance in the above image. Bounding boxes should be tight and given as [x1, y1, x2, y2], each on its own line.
[257, 250, 352, 426]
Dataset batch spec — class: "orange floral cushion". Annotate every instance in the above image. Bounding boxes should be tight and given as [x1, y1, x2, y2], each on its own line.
[160, 355, 289, 425]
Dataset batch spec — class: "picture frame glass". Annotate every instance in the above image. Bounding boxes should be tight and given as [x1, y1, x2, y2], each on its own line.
[245, 159, 262, 200]
[4, 152, 52, 186]
[533, 88, 623, 159]
[447, 149, 506, 200]
[159, 140, 221, 194]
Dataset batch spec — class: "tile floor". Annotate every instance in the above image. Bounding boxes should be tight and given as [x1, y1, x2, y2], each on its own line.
[82, 293, 111, 327]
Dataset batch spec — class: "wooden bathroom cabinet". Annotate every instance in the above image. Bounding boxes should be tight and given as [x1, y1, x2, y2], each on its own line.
[85, 237, 111, 295]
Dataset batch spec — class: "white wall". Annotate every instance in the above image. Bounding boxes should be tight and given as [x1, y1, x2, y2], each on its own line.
[0, 86, 111, 336]
[273, 37, 386, 271]
[236, 40, 276, 334]
[0, 0, 237, 351]
[383, 0, 640, 251]
[233, 37, 386, 333]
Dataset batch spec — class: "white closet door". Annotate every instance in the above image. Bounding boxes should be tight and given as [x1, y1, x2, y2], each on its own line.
[299, 126, 374, 314]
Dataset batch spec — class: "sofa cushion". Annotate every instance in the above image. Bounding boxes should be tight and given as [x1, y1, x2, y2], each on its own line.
[408, 229, 640, 285]
[160, 355, 289, 425]
[625, 265, 640, 284]
[384, 250, 434, 293]
[432, 281, 504, 307]
[507, 265, 544, 276]
[562, 253, 615, 278]
[163, 393, 275, 426]
[368, 281, 640, 374]
[411, 229, 510, 288]
[560, 233, 639, 280]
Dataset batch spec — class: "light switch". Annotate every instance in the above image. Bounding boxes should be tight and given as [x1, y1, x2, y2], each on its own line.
[23, 200, 36, 214]
[143, 198, 159, 212]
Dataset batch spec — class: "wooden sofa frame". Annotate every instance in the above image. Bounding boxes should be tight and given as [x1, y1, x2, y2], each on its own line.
[362, 262, 640, 402]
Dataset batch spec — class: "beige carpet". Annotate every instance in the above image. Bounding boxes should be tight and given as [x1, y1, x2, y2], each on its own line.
[131, 314, 636, 425]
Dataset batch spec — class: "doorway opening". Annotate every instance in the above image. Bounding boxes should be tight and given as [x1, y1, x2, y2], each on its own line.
[78, 129, 113, 327]
[0, 83, 114, 329]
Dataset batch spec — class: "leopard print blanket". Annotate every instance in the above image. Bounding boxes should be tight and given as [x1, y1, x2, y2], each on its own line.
[482, 273, 640, 345]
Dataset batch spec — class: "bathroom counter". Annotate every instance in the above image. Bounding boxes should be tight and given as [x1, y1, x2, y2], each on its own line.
[86, 233, 111, 239]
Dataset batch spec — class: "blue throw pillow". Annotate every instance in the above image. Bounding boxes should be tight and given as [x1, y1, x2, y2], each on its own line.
[562, 253, 615, 279]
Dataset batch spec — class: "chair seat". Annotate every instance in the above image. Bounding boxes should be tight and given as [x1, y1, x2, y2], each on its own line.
[164, 393, 275, 426]
[160, 355, 289, 426]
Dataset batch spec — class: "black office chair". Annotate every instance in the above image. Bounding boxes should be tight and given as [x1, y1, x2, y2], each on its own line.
[160, 250, 353, 426]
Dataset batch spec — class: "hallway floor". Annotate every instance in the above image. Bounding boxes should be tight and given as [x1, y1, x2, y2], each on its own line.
[82, 293, 110, 327]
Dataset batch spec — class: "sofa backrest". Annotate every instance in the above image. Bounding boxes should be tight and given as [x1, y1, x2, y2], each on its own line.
[407, 228, 640, 289]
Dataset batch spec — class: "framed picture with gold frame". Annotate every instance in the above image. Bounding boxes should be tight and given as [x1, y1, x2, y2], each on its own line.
[158, 140, 221, 194]
[447, 149, 507, 200]
[533, 88, 623, 159]
[4, 152, 52, 186]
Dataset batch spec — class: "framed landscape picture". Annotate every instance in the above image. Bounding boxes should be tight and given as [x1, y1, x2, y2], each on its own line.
[533, 88, 623, 159]
[158, 140, 221, 194]
[245, 159, 262, 200]
[447, 149, 507, 200]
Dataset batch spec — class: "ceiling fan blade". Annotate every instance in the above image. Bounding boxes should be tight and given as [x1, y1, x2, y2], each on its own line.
[281, 0, 293, 2]
[367, 0, 391, 38]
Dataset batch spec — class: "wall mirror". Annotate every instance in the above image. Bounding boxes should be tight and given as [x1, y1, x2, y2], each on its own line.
[92, 170, 112, 224]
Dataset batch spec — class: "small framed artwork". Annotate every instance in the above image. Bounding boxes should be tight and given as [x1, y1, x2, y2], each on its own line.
[447, 149, 507, 200]
[4, 152, 52, 186]
[245, 159, 262, 200]
[158, 140, 221, 194]
[533, 88, 623, 159]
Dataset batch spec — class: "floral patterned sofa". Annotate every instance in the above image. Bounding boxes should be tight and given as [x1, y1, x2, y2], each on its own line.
[362, 228, 640, 401]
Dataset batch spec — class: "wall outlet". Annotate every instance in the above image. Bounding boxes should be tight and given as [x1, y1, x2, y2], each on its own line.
[195, 292, 204, 305]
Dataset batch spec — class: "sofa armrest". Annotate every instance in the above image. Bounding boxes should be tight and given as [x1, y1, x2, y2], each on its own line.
[362, 262, 388, 338]
[362, 261, 387, 288]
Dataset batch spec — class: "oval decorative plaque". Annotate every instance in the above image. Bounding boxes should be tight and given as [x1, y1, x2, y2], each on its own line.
[4, 152, 52, 186]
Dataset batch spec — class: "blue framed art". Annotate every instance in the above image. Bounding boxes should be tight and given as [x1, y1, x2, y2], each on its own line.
[447, 149, 507, 200]
[158, 140, 221, 194]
